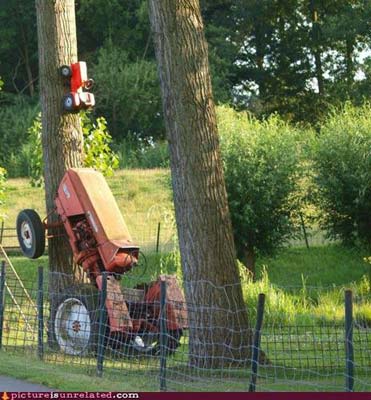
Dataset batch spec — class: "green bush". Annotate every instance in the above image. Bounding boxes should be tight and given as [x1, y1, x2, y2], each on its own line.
[311, 103, 371, 246]
[81, 112, 119, 177]
[218, 106, 303, 273]
[92, 44, 164, 140]
[0, 95, 39, 176]
[137, 140, 169, 169]
[114, 139, 169, 169]
[24, 112, 119, 186]
[25, 114, 43, 187]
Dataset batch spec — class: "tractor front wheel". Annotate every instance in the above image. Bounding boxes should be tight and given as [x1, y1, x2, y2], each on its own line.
[62, 93, 75, 112]
[16, 209, 45, 259]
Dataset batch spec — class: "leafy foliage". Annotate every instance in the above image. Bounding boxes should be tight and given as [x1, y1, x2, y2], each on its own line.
[311, 103, 371, 246]
[25, 112, 119, 186]
[81, 112, 119, 177]
[218, 106, 302, 266]
[114, 139, 169, 169]
[0, 95, 40, 176]
[26, 113, 43, 187]
[91, 44, 163, 140]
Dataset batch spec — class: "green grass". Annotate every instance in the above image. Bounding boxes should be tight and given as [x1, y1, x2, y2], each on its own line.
[257, 245, 370, 288]
[0, 352, 155, 391]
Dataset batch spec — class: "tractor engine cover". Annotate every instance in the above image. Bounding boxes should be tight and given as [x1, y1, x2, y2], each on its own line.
[55, 168, 139, 275]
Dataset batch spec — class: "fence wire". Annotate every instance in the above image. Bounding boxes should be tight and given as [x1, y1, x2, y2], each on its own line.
[0, 265, 370, 392]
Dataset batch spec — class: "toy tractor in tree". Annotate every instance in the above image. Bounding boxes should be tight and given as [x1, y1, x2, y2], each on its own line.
[16, 168, 187, 355]
[60, 61, 95, 112]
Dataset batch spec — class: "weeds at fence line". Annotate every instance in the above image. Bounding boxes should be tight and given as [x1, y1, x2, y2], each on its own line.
[0, 261, 370, 392]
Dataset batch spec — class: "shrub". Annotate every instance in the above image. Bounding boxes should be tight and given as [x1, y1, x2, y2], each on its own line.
[114, 138, 169, 169]
[92, 44, 164, 140]
[218, 106, 303, 274]
[25, 114, 43, 187]
[25, 112, 119, 186]
[311, 103, 371, 246]
[0, 95, 39, 176]
[81, 112, 119, 177]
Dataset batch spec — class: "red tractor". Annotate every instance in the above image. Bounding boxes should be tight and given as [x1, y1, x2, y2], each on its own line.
[60, 61, 95, 112]
[16, 168, 187, 355]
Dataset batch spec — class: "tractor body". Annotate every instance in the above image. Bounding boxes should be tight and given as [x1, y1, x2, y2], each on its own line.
[17, 168, 187, 355]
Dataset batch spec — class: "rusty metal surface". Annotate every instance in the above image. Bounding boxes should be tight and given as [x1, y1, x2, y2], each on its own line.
[145, 275, 188, 329]
[67, 169, 133, 243]
[96, 275, 133, 332]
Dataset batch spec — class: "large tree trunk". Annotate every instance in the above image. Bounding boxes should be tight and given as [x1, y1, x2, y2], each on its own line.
[148, 0, 250, 368]
[36, 0, 83, 283]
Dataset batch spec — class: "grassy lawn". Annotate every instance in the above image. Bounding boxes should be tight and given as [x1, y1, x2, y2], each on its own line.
[0, 352, 155, 391]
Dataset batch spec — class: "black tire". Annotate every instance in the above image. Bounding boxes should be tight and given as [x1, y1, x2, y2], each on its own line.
[49, 285, 104, 355]
[60, 65, 72, 78]
[62, 93, 75, 112]
[16, 209, 45, 259]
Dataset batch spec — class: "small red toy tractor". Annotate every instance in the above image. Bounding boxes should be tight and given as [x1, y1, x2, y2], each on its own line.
[16, 168, 187, 355]
[60, 61, 95, 112]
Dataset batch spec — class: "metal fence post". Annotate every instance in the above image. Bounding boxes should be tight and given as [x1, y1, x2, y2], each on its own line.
[345, 289, 354, 392]
[156, 222, 161, 253]
[249, 293, 266, 392]
[97, 272, 107, 377]
[159, 278, 167, 391]
[37, 266, 44, 360]
[0, 221, 4, 244]
[0, 261, 5, 349]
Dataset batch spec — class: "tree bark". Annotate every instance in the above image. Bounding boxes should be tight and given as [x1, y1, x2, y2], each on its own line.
[36, 0, 83, 282]
[148, 0, 250, 368]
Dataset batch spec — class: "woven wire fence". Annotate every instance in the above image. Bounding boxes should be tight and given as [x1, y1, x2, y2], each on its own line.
[0, 262, 370, 392]
[0, 217, 335, 253]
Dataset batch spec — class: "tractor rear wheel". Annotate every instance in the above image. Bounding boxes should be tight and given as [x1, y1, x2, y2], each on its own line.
[16, 209, 45, 259]
[49, 285, 104, 356]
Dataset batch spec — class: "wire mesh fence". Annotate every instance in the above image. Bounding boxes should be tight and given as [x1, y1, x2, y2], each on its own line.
[0, 260, 370, 392]
[0, 216, 335, 254]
